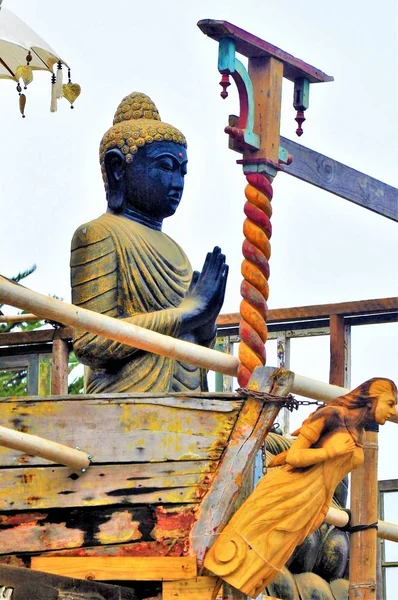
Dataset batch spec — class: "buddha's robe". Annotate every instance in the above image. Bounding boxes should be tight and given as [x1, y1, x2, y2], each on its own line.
[71, 212, 207, 393]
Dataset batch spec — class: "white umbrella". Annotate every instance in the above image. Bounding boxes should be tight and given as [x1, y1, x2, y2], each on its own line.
[0, 2, 80, 115]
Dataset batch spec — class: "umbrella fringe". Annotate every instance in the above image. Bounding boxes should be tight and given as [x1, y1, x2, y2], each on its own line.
[54, 61, 64, 100]
[50, 73, 57, 112]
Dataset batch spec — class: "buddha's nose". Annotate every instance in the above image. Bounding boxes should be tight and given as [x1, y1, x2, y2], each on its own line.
[172, 172, 184, 189]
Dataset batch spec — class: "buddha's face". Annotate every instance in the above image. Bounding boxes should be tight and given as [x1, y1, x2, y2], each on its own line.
[124, 141, 187, 222]
[371, 385, 397, 425]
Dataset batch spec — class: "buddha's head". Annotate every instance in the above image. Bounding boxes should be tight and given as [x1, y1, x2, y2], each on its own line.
[100, 92, 188, 229]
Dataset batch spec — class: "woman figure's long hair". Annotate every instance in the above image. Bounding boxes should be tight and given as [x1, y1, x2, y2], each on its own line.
[294, 378, 397, 444]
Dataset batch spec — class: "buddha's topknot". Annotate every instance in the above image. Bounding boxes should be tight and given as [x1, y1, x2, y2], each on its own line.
[113, 92, 161, 125]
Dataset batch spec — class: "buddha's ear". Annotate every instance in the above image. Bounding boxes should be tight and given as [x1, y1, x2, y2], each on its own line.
[104, 149, 126, 211]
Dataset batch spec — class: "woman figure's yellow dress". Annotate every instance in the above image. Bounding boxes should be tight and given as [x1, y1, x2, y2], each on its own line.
[204, 406, 364, 598]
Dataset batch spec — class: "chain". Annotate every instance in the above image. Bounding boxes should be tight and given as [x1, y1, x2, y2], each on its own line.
[236, 387, 324, 412]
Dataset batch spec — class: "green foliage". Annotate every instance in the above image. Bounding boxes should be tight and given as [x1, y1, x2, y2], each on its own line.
[0, 368, 27, 396]
[0, 267, 84, 396]
[0, 265, 39, 333]
[68, 352, 84, 395]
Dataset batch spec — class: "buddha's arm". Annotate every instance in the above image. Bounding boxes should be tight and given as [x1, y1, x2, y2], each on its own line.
[71, 222, 192, 368]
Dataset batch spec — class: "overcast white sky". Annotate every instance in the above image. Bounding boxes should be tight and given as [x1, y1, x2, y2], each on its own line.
[0, 0, 397, 477]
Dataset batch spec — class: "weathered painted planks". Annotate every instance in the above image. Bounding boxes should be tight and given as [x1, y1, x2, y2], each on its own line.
[0, 504, 197, 556]
[0, 395, 241, 466]
[0, 460, 216, 511]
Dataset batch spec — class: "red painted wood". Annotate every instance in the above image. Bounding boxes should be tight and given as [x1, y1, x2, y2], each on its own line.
[198, 20, 333, 84]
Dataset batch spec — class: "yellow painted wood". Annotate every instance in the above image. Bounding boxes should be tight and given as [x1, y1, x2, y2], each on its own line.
[31, 556, 197, 581]
[0, 397, 240, 466]
[163, 576, 221, 599]
[0, 460, 215, 510]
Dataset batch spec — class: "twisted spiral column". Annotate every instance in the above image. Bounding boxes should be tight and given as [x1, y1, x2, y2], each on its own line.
[238, 172, 273, 386]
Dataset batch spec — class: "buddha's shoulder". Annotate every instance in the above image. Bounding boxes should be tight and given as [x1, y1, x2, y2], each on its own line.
[71, 215, 114, 249]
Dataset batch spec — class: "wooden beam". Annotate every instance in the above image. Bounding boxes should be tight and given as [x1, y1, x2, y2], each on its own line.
[197, 20, 333, 83]
[379, 479, 398, 492]
[31, 556, 197, 582]
[216, 297, 398, 328]
[0, 298, 395, 346]
[0, 326, 74, 347]
[0, 564, 137, 599]
[281, 136, 398, 222]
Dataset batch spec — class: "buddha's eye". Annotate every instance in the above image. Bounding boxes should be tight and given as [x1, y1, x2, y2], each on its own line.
[158, 160, 174, 171]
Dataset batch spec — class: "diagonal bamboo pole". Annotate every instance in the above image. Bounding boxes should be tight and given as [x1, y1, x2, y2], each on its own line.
[0, 275, 239, 377]
[0, 274, 397, 424]
[325, 507, 398, 542]
[0, 425, 90, 470]
[0, 313, 38, 323]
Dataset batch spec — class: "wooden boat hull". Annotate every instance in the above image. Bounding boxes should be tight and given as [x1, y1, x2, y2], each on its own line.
[0, 368, 293, 599]
[0, 392, 245, 566]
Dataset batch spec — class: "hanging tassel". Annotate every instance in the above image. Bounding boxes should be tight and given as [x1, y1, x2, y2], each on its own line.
[19, 93, 26, 118]
[50, 73, 57, 112]
[54, 60, 64, 100]
[16, 82, 26, 118]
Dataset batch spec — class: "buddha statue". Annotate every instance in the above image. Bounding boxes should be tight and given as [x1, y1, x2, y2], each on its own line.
[70, 92, 228, 393]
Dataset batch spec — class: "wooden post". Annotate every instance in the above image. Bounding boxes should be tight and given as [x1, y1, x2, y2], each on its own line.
[51, 330, 69, 395]
[247, 56, 283, 164]
[329, 314, 351, 387]
[223, 582, 247, 599]
[349, 425, 379, 600]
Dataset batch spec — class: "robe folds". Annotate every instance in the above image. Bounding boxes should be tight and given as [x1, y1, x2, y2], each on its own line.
[71, 212, 206, 393]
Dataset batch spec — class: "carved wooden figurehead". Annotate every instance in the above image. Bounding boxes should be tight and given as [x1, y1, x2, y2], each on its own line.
[204, 378, 397, 597]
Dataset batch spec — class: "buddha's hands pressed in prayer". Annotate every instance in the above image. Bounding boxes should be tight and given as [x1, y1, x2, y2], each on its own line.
[179, 247, 228, 343]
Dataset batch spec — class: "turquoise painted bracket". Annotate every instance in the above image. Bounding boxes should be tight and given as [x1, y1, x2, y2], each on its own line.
[218, 38, 289, 169]
[218, 38, 260, 151]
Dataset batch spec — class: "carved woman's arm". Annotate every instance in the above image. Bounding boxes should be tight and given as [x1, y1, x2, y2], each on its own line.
[286, 409, 357, 468]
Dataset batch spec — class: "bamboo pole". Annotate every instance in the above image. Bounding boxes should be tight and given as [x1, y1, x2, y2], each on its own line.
[0, 275, 239, 377]
[325, 507, 398, 543]
[0, 313, 38, 323]
[0, 276, 397, 423]
[0, 425, 90, 470]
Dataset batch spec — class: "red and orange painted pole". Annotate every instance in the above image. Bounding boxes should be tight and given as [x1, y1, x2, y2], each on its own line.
[238, 173, 273, 385]
[198, 20, 332, 385]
